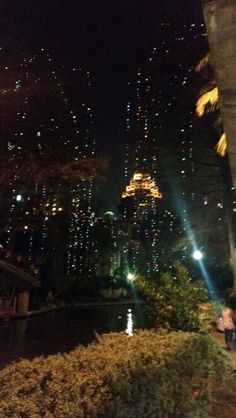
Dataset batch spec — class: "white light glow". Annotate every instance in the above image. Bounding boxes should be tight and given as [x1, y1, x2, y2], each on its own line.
[192, 250, 203, 260]
[127, 272, 135, 282]
[125, 308, 133, 336]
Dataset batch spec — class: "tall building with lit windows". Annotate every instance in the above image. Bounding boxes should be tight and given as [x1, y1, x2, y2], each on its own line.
[0, 47, 96, 279]
[121, 173, 162, 275]
[125, 20, 209, 196]
[121, 20, 218, 275]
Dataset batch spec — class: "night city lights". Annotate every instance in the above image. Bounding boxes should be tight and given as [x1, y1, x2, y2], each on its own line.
[0, 0, 236, 416]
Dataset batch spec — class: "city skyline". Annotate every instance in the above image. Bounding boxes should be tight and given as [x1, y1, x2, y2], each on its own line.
[0, 1, 232, 282]
[0, 0, 206, 211]
[1, 3, 236, 403]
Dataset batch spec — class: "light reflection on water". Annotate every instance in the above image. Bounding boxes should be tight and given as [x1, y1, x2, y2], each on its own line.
[125, 308, 133, 336]
[0, 303, 148, 368]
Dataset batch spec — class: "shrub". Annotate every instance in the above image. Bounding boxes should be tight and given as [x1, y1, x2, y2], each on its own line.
[0, 330, 229, 418]
[136, 261, 208, 331]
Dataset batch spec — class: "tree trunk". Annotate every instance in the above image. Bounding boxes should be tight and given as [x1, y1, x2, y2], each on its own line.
[202, 0, 236, 288]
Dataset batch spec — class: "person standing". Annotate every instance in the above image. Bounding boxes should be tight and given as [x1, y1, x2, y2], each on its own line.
[222, 306, 235, 350]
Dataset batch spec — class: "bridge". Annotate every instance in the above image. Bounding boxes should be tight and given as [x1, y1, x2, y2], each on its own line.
[0, 259, 41, 317]
[0, 259, 40, 288]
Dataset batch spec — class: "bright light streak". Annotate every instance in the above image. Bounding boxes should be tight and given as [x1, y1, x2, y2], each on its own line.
[173, 191, 218, 304]
[192, 250, 203, 260]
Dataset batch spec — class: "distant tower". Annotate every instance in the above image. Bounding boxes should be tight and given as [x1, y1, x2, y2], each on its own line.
[124, 21, 211, 229]
[123, 21, 206, 275]
[94, 211, 121, 278]
[122, 57, 164, 276]
[122, 20, 213, 275]
[121, 172, 162, 276]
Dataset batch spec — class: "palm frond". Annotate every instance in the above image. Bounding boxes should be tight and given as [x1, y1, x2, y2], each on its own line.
[216, 133, 227, 157]
[196, 87, 219, 117]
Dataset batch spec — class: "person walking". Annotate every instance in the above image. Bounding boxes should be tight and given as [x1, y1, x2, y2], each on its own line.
[222, 305, 235, 351]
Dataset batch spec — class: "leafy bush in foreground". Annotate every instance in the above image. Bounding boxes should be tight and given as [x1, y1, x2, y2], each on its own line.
[0, 330, 229, 418]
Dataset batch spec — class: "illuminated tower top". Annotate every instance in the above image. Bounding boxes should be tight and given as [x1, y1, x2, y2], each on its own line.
[122, 172, 162, 200]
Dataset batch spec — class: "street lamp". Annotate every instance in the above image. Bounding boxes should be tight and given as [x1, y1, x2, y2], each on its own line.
[192, 249, 203, 260]
[127, 272, 135, 282]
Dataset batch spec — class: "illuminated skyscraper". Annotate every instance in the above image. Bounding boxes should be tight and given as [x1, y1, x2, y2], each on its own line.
[122, 21, 211, 275]
[121, 173, 162, 275]
[0, 48, 96, 278]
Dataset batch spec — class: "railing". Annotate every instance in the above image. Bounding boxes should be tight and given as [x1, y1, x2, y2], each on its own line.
[0, 260, 40, 288]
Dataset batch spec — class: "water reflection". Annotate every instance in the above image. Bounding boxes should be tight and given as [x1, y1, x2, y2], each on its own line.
[125, 308, 133, 336]
[0, 303, 148, 368]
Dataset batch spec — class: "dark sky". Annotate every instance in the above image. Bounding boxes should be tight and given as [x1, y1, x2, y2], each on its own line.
[0, 0, 204, 211]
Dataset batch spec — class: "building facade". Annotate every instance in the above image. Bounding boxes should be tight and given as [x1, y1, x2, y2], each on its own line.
[0, 48, 96, 281]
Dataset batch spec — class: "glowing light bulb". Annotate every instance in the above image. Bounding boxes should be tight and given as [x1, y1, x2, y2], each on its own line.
[192, 250, 203, 260]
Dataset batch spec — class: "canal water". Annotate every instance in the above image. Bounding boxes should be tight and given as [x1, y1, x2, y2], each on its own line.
[0, 303, 149, 369]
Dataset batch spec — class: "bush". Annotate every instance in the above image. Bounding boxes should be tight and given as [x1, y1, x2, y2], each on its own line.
[136, 261, 208, 331]
[0, 330, 229, 418]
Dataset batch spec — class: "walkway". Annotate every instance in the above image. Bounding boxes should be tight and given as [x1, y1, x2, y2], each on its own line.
[212, 329, 236, 369]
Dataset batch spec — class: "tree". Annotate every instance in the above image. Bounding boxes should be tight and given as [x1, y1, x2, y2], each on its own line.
[0, 143, 107, 285]
[135, 261, 208, 331]
[0, 151, 106, 199]
[196, 54, 226, 156]
[202, 0, 236, 189]
[201, 0, 236, 288]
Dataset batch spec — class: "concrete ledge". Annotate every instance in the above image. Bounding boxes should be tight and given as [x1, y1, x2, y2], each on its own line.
[1, 300, 145, 320]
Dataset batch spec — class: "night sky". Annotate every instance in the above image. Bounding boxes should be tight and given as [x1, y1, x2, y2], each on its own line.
[0, 0, 205, 211]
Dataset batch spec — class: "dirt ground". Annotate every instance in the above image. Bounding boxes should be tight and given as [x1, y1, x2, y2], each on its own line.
[211, 376, 236, 418]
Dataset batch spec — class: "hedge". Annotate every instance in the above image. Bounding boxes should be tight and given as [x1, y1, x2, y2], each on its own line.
[0, 330, 229, 418]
